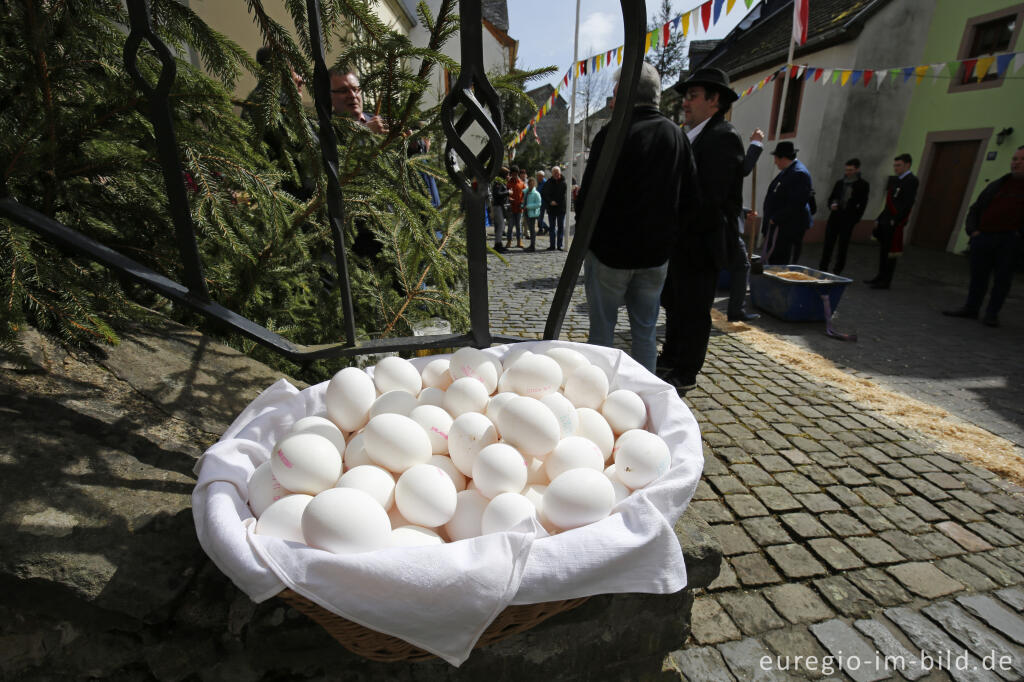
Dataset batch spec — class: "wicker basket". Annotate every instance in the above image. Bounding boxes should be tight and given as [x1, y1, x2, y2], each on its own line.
[278, 588, 590, 662]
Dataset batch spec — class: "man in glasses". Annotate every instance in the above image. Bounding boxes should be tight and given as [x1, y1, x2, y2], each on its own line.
[328, 67, 388, 135]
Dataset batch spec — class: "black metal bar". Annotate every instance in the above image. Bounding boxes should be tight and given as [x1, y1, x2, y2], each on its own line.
[123, 0, 209, 300]
[305, 0, 357, 348]
[440, 1, 504, 349]
[543, 0, 646, 340]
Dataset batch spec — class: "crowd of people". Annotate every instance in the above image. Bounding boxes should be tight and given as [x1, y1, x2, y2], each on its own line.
[490, 165, 569, 253]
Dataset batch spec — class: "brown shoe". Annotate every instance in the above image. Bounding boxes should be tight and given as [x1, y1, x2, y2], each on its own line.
[517, 240, 523, 248]
[505, 238, 511, 248]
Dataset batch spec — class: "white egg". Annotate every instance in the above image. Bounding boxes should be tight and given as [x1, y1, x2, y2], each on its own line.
[430, 454, 467, 492]
[545, 436, 606, 480]
[255, 494, 313, 543]
[409, 404, 454, 454]
[603, 463, 633, 503]
[544, 469, 616, 530]
[336, 465, 396, 509]
[447, 412, 499, 477]
[289, 416, 347, 455]
[541, 392, 580, 438]
[417, 386, 447, 409]
[363, 413, 432, 473]
[325, 367, 376, 432]
[614, 429, 671, 489]
[449, 347, 499, 394]
[420, 358, 454, 389]
[302, 487, 391, 555]
[503, 354, 562, 398]
[389, 525, 445, 547]
[525, 456, 549, 485]
[496, 370, 513, 394]
[343, 431, 372, 471]
[373, 356, 422, 395]
[600, 390, 648, 434]
[564, 365, 610, 409]
[369, 389, 419, 418]
[611, 428, 647, 460]
[501, 346, 533, 371]
[576, 408, 615, 461]
[472, 443, 528, 499]
[270, 432, 343, 495]
[445, 489, 490, 541]
[544, 347, 590, 387]
[485, 392, 517, 426]
[494, 396, 561, 458]
[248, 460, 293, 517]
[395, 464, 458, 528]
[481, 493, 538, 534]
[444, 376, 491, 416]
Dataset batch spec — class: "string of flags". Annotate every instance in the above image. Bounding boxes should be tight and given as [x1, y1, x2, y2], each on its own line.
[509, 0, 757, 149]
[735, 51, 1024, 104]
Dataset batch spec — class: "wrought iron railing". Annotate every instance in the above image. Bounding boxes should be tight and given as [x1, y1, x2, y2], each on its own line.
[0, 0, 645, 362]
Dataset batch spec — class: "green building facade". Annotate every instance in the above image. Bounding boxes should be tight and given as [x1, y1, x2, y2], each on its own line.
[893, 0, 1023, 253]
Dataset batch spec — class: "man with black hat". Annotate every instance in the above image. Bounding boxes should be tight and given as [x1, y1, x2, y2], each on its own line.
[659, 67, 745, 391]
[762, 141, 814, 265]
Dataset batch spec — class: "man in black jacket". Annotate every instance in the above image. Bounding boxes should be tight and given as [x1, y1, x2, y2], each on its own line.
[542, 166, 568, 250]
[819, 158, 870, 275]
[867, 153, 918, 289]
[943, 146, 1024, 326]
[576, 63, 699, 373]
[659, 67, 744, 390]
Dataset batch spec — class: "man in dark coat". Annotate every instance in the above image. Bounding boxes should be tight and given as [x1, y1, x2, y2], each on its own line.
[943, 145, 1024, 326]
[762, 141, 813, 265]
[577, 63, 699, 373]
[542, 166, 568, 250]
[659, 67, 744, 391]
[867, 153, 918, 289]
[818, 158, 870, 275]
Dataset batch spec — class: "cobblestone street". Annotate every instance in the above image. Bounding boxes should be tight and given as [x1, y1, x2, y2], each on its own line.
[486, 245, 1024, 681]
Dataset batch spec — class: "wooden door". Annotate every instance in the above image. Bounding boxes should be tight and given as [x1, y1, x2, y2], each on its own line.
[912, 140, 980, 249]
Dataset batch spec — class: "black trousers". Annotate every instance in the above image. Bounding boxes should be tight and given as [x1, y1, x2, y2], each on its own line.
[819, 212, 856, 274]
[662, 258, 718, 381]
[765, 222, 802, 265]
[966, 231, 1020, 316]
[874, 225, 898, 284]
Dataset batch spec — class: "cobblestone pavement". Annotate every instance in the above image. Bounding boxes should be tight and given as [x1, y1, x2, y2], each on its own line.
[486, 245, 1024, 681]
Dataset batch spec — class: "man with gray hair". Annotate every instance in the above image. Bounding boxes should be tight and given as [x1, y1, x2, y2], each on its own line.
[575, 62, 698, 373]
[541, 165, 568, 249]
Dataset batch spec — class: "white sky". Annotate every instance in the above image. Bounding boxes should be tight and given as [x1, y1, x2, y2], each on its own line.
[508, 0, 751, 94]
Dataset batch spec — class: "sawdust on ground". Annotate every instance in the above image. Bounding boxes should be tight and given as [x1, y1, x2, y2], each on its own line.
[711, 311, 1024, 487]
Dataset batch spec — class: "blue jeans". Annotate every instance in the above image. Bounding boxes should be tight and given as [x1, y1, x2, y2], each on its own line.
[584, 250, 668, 373]
[548, 212, 565, 249]
[506, 211, 521, 240]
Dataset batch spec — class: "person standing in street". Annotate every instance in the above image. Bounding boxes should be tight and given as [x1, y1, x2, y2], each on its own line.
[943, 146, 1024, 327]
[523, 176, 541, 252]
[491, 168, 510, 253]
[761, 141, 813, 265]
[867, 153, 918, 289]
[506, 166, 525, 249]
[725, 128, 766, 322]
[543, 166, 568, 250]
[660, 67, 744, 390]
[535, 170, 548, 235]
[577, 62, 698, 373]
[819, 158, 870, 275]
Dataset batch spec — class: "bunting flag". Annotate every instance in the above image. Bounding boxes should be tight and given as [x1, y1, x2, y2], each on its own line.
[976, 55, 996, 81]
[813, 68, 824, 82]
[563, 73, 569, 87]
[616, 47, 623, 64]
[727, 0, 737, 12]
[875, 69, 888, 89]
[663, 21, 671, 46]
[745, 0, 754, 6]
[962, 58, 977, 81]
[996, 52, 1014, 76]
[914, 64, 929, 84]
[1014, 52, 1024, 74]
[821, 68, 833, 84]
[832, 69, 842, 84]
[714, 0, 725, 24]
[790, 64, 800, 79]
[682, 12, 690, 36]
[805, 67, 817, 80]
[863, 69, 874, 86]
[701, 1, 712, 31]
[839, 70, 851, 86]
[902, 66, 915, 83]
[850, 70, 862, 86]
[931, 62, 947, 81]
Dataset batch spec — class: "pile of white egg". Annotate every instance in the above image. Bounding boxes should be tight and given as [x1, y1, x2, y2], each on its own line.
[248, 346, 672, 555]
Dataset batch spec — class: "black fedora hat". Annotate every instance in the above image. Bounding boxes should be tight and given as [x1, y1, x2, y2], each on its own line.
[770, 141, 798, 158]
[672, 67, 739, 103]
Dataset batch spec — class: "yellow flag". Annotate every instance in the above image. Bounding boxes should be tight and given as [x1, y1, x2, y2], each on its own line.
[727, 0, 737, 12]
[914, 64, 929, 84]
[840, 70, 852, 86]
[617, 47, 623, 64]
[976, 56, 996, 81]
[682, 13, 690, 36]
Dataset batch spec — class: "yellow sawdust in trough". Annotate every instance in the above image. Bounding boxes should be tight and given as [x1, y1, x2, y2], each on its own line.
[711, 311, 1024, 487]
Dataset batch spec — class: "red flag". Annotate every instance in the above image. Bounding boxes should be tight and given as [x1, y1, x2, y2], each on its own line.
[792, 0, 808, 45]
[813, 68, 823, 81]
[863, 69, 874, 86]
[663, 22, 671, 46]
[563, 73, 569, 87]
[701, 2, 712, 31]
[790, 65, 799, 79]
